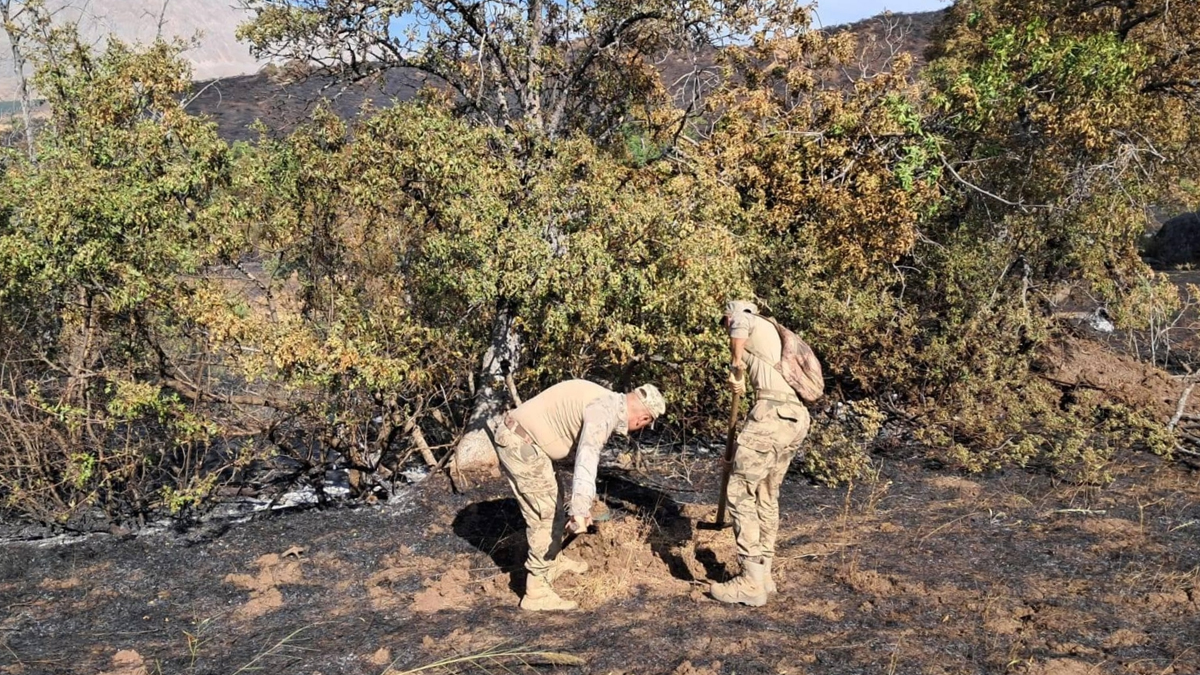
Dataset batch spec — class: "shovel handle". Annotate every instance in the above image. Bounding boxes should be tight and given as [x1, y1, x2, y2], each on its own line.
[714, 388, 742, 527]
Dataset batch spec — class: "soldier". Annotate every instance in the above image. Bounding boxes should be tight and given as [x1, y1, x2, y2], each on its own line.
[486, 379, 666, 611]
[711, 300, 812, 607]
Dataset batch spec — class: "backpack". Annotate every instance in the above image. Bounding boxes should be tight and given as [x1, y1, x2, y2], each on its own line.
[756, 315, 825, 403]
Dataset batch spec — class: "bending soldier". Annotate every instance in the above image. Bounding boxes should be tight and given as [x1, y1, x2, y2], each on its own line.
[487, 379, 666, 611]
[711, 300, 812, 607]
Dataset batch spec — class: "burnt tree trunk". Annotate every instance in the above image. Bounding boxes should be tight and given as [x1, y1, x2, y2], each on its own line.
[454, 308, 522, 470]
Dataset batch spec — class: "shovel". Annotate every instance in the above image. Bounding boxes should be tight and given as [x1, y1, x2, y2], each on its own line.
[712, 382, 743, 529]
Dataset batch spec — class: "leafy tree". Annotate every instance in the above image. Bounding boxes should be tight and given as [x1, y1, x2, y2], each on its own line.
[235, 0, 725, 140]
[207, 99, 749, 492]
[892, 0, 1194, 475]
[234, 0, 755, 467]
[0, 15, 255, 525]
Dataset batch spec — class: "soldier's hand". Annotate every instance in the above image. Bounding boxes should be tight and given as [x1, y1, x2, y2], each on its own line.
[567, 514, 593, 534]
[727, 371, 746, 395]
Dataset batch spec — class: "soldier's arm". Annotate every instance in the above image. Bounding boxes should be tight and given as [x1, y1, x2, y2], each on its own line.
[568, 396, 620, 520]
[729, 336, 748, 370]
[727, 313, 751, 368]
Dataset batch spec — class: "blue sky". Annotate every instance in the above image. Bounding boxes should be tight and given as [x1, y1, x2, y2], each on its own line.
[813, 0, 950, 27]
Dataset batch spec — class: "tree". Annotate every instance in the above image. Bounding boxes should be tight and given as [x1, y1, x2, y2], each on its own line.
[235, 0, 749, 468]
[235, 0, 720, 140]
[926, 0, 1200, 328]
[211, 98, 749, 490]
[0, 17, 254, 524]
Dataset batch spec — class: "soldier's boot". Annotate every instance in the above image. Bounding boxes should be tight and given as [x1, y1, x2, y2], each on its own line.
[764, 557, 777, 595]
[547, 554, 590, 583]
[709, 557, 768, 607]
[519, 574, 578, 611]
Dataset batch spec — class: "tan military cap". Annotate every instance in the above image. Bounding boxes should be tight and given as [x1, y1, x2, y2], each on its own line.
[635, 384, 666, 419]
[725, 300, 759, 317]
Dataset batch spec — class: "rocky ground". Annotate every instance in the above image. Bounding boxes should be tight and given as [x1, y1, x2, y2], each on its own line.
[2, 445, 1198, 675]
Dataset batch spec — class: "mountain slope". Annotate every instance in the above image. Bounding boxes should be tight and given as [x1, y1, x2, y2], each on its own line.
[0, 0, 262, 100]
[187, 9, 947, 142]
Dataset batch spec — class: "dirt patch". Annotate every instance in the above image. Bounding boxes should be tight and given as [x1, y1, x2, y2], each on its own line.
[836, 566, 900, 596]
[37, 577, 80, 591]
[366, 545, 443, 610]
[1102, 629, 1151, 650]
[793, 599, 844, 621]
[927, 476, 983, 500]
[1063, 516, 1146, 555]
[222, 551, 305, 620]
[3, 453, 1199, 675]
[1145, 589, 1191, 609]
[369, 647, 392, 665]
[410, 562, 475, 613]
[1038, 336, 1186, 419]
[96, 651, 147, 675]
[1077, 517, 1141, 536]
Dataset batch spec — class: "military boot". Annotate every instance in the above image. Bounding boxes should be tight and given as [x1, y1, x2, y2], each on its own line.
[763, 557, 777, 595]
[547, 554, 590, 583]
[709, 557, 768, 607]
[520, 574, 577, 611]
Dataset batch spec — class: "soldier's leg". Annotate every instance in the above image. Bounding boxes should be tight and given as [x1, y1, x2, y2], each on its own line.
[757, 405, 810, 594]
[727, 419, 776, 560]
[757, 405, 811, 561]
[755, 456, 786, 561]
[492, 424, 559, 579]
[495, 439, 578, 611]
[711, 402, 776, 607]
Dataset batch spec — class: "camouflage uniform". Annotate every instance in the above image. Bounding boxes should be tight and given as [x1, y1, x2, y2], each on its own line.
[728, 398, 810, 560]
[713, 303, 811, 605]
[486, 380, 628, 579]
[727, 305, 811, 560]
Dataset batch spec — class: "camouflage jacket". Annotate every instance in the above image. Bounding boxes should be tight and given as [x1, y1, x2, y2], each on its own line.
[568, 391, 628, 518]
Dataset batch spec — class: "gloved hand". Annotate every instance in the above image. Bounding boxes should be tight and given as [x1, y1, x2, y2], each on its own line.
[727, 369, 746, 395]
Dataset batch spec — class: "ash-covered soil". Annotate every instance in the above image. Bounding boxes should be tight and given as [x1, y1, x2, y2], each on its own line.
[2, 451, 1198, 675]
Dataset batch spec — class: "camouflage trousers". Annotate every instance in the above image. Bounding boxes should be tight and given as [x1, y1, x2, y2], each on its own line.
[487, 415, 564, 579]
[728, 399, 810, 560]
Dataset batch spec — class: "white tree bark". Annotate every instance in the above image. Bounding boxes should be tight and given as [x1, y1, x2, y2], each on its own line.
[454, 309, 522, 470]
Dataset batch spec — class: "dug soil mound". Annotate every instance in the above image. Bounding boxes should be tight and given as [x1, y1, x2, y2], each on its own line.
[1037, 335, 1192, 420]
[2, 450, 1198, 674]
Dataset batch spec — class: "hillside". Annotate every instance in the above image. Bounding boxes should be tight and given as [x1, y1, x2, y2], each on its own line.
[0, 0, 262, 101]
[185, 9, 946, 142]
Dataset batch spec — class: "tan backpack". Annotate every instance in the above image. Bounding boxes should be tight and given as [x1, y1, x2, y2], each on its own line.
[757, 315, 824, 403]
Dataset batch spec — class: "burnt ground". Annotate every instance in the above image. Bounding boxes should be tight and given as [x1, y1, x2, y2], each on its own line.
[1, 449, 1198, 675]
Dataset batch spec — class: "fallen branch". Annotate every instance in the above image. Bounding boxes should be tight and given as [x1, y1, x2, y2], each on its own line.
[410, 425, 437, 467]
[1169, 383, 1196, 431]
[505, 373, 523, 407]
[1175, 444, 1200, 458]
